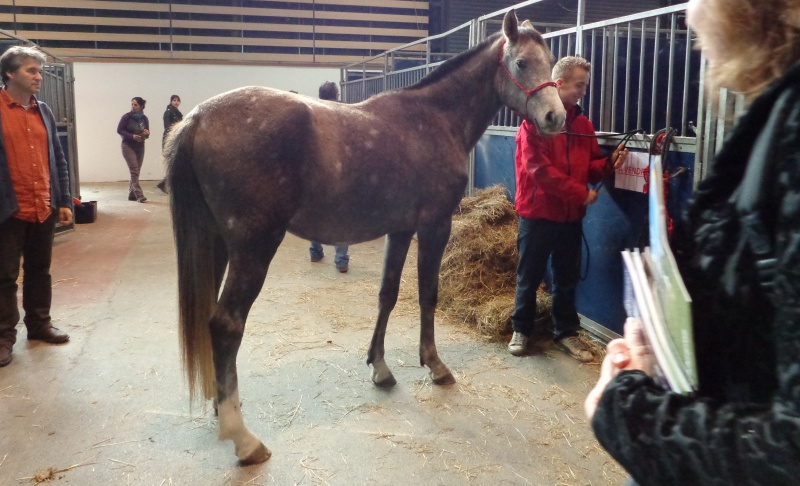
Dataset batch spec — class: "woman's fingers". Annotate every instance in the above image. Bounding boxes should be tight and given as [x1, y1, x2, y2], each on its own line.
[585, 338, 632, 419]
[606, 338, 631, 369]
[623, 317, 654, 375]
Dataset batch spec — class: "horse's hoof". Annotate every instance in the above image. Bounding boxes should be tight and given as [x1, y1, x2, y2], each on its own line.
[430, 370, 456, 386]
[371, 370, 397, 388]
[370, 361, 397, 388]
[238, 442, 271, 465]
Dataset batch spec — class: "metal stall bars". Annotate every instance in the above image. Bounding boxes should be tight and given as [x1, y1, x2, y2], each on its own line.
[0, 29, 80, 232]
[341, 1, 740, 191]
[340, 19, 474, 105]
[484, 5, 699, 140]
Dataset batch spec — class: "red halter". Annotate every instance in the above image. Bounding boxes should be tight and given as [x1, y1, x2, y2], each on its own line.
[498, 40, 557, 122]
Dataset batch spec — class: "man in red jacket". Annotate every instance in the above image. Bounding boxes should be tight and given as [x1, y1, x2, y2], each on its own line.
[508, 56, 627, 361]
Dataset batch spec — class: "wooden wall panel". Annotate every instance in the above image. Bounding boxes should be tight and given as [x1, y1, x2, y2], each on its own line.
[0, 0, 429, 65]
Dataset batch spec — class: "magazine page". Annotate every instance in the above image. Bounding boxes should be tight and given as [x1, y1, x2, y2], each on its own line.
[621, 250, 669, 391]
[617, 155, 697, 394]
[647, 155, 697, 390]
[621, 249, 692, 394]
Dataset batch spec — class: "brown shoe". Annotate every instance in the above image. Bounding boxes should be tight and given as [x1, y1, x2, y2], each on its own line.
[0, 345, 11, 367]
[554, 335, 593, 362]
[27, 326, 70, 344]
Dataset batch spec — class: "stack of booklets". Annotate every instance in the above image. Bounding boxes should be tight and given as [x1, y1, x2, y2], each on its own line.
[620, 155, 697, 395]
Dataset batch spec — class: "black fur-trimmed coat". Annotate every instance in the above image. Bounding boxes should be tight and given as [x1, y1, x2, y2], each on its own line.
[592, 62, 800, 485]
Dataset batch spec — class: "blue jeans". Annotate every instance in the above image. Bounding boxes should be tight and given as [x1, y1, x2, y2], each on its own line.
[309, 242, 349, 268]
[511, 217, 582, 341]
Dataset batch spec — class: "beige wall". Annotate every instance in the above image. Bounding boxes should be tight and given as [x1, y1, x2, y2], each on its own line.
[73, 62, 340, 183]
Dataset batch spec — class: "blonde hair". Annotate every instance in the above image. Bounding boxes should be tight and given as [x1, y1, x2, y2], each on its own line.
[701, 0, 800, 99]
[552, 56, 591, 81]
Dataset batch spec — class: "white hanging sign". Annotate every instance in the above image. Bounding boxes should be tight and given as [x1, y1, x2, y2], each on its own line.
[614, 151, 650, 193]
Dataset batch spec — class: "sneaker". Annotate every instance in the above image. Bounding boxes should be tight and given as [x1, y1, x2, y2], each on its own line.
[554, 335, 593, 363]
[137, 197, 147, 203]
[507, 332, 528, 356]
[310, 253, 324, 263]
[337, 265, 348, 273]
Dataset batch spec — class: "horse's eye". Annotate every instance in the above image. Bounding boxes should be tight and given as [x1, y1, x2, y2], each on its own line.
[516, 59, 527, 70]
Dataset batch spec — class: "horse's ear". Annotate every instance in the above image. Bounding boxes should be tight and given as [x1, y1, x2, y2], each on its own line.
[503, 9, 519, 44]
[521, 20, 534, 30]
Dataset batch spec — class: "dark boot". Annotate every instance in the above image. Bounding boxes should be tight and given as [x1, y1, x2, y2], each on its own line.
[0, 343, 12, 367]
[27, 325, 70, 344]
[156, 178, 169, 194]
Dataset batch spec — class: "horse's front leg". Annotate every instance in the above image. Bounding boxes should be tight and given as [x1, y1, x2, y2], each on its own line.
[367, 230, 414, 387]
[212, 246, 279, 464]
[416, 220, 456, 385]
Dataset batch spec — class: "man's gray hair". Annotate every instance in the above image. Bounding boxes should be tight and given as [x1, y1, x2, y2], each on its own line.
[0, 46, 46, 84]
[552, 56, 591, 81]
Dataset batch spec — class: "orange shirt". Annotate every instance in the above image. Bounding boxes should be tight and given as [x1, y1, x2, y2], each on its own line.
[0, 88, 51, 222]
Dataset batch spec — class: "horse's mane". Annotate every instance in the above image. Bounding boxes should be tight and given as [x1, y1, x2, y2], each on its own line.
[406, 27, 546, 91]
[405, 32, 503, 91]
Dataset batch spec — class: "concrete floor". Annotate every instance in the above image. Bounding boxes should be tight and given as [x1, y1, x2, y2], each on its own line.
[0, 182, 626, 485]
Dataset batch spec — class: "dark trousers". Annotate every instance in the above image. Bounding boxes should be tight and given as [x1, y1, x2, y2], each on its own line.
[122, 141, 145, 199]
[0, 213, 57, 346]
[511, 217, 582, 340]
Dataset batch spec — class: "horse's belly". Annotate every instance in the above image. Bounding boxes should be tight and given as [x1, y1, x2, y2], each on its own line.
[287, 202, 420, 245]
[286, 166, 467, 244]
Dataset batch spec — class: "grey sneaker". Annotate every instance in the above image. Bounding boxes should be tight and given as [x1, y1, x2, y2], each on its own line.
[508, 332, 528, 356]
[554, 335, 593, 362]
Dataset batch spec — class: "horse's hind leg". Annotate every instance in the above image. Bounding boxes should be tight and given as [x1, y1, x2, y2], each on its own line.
[211, 233, 228, 417]
[211, 233, 284, 464]
[417, 220, 456, 385]
[367, 230, 414, 387]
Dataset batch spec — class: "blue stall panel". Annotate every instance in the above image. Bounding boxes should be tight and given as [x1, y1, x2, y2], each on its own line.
[474, 132, 517, 194]
[474, 132, 695, 336]
[580, 184, 648, 334]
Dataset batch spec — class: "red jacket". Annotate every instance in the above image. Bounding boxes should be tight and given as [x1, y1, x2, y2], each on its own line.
[514, 104, 611, 222]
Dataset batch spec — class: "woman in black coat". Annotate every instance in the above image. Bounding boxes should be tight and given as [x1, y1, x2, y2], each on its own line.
[157, 94, 183, 193]
[585, 0, 800, 484]
[162, 94, 183, 147]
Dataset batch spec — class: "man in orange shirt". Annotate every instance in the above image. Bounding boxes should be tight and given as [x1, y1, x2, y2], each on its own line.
[0, 46, 73, 367]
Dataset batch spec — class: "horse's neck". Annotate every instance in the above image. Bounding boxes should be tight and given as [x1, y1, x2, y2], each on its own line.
[404, 45, 502, 150]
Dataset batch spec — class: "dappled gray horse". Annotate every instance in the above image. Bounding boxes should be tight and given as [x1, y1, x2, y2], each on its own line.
[165, 10, 565, 464]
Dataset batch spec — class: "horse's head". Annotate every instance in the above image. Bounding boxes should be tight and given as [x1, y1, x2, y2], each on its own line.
[496, 10, 566, 135]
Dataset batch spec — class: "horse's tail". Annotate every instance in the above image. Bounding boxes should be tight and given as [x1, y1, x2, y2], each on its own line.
[165, 116, 218, 403]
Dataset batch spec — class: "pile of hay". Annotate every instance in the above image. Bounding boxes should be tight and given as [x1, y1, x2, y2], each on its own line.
[438, 185, 551, 338]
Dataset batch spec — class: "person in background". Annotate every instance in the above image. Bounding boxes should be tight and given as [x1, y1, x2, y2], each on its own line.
[157, 94, 182, 193]
[117, 96, 150, 203]
[309, 81, 350, 273]
[585, 0, 800, 483]
[0, 46, 73, 367]
[508, 55, 627, 361]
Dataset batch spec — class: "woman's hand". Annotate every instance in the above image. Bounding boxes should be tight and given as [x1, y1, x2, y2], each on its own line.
[142, 128, 150, 138]
[132, 134, 142, 142]
[620, 317, 655, 375]
[584, 318, 654, 420]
